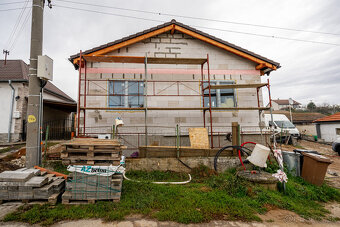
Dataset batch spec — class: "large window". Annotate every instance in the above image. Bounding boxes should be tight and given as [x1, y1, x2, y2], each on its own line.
[108, 81, 144, 108]
[203, 81, 236, 107]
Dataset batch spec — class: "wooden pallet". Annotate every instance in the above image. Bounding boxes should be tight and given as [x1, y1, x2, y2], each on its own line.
[62, 138, 125, 166]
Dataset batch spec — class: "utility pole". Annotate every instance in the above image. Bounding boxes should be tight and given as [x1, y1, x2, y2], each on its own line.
[3, 50, 9, 65]
[26, 0, 44, 167]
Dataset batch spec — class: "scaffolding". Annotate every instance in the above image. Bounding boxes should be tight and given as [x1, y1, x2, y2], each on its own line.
[76, 52, 273, 148]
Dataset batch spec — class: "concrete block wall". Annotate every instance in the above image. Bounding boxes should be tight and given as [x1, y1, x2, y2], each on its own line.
[80, 30, 266, 138]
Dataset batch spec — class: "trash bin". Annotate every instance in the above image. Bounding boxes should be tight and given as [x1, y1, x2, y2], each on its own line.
[293, 149, 319, 173]
[282, 151, 301, 176]
[301, 153, 332, 186]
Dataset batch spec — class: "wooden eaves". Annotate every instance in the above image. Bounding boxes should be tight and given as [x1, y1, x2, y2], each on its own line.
[72, 23, 277, 71]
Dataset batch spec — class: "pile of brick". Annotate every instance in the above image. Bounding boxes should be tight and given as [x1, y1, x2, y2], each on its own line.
[62, 172, 123, 204]
[61, 138, 125, 166]
[0, 168, 65, 204]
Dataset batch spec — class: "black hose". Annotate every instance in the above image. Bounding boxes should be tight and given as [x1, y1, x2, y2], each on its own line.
[213, 145, 248, 171]
[177, 157, 192, 170]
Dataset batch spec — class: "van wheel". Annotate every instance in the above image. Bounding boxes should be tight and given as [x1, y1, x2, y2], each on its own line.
[336, 145, 340, 156]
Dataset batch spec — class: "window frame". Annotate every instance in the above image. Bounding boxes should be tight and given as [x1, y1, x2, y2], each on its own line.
[108, 80, 144, 108]
[202, 80, 236, 108]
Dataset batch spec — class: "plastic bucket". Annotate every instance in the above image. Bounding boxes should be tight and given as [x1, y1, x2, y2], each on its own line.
[247, 144, 270, 168]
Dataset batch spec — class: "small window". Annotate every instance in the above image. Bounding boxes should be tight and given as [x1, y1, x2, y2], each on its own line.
[336, 128, 340, 135]
[128, 81, 144, 107]
[203, 82, 217, 107]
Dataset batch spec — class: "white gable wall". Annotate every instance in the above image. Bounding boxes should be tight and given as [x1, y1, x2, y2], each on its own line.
[80, 31, 268, 141]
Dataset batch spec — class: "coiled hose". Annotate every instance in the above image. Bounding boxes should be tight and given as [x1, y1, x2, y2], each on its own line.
[214, 145, 252, 171]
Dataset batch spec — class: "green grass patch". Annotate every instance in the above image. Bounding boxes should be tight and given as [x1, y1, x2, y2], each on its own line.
[44, 161, 69, 175]
[4, 167, 340, 225]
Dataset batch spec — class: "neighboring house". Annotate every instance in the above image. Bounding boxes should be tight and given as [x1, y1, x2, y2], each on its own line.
[69, 20, 280, 149]
[269, 99, 302, 110]
[267, 111, 326, 135]
[314, 112, 340, 142]
[0, 60, 77, 142]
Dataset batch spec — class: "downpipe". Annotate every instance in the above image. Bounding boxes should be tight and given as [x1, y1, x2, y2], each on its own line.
[8, 80, 15, 143]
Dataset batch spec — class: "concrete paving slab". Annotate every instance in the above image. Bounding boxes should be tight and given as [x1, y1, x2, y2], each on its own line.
[24, 176, 48, 187]
[0, 172, 33, 182]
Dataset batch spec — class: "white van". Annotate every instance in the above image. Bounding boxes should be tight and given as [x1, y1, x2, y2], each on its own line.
[264, 114, 300, 138]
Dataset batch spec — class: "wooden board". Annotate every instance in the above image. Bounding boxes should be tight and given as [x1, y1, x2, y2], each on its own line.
[189, 128, 210, 149]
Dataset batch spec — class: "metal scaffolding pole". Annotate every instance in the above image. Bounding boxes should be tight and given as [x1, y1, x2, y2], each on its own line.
[144, 53, 148, 147]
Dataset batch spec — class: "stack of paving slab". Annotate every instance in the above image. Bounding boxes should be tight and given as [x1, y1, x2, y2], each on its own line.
[62, 172, 123, 204]
[0, 168, 65, 204]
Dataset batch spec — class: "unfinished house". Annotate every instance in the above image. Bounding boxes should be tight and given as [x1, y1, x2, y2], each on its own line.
[69, 20, 280, 155]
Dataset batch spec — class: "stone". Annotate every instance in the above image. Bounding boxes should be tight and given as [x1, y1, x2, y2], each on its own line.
[25, 176, 48, 187]
[0, 171, 34, 182]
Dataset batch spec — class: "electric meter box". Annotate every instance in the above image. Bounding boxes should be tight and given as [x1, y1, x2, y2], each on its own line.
[37, 55, 53, 81]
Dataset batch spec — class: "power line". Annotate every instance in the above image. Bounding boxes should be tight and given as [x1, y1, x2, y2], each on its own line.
[53, 4, 340, 46]
[5, 0, 30, 50]
[9, 8, 32, 51]
[0, 7, 31, 12]
[0, 1, 31, 6]
[55, 0, 340, 37]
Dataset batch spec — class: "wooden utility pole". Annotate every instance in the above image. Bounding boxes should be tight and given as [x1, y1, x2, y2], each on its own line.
[26, 0, 44, 167]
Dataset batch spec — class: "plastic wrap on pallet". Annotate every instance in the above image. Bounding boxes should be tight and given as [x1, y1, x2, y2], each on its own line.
[67, 165, 125, 176]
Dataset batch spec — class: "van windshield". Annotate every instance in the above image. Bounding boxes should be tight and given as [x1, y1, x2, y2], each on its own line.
[274, 121, 295, 129]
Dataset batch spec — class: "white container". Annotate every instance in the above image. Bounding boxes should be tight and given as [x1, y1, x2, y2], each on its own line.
[247, 144, 270, 168]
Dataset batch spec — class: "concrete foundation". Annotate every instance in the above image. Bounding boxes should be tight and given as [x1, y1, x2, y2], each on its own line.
[126, 156, 240, 173]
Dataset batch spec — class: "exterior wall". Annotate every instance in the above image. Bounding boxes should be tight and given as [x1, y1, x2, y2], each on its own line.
[296, 124, 317, 136]
[319, 123, 340, 142]
[0, 82, 27, 142]
[80, 31, 265, 140]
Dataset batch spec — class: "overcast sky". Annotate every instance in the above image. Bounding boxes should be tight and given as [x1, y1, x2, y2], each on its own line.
[1, 0, 339, 106]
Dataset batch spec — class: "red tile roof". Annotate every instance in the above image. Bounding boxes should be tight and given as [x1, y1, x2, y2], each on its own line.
[314, 112, 340, 123]
[272, 99, 301, 105]
[265, 110, 326, 123]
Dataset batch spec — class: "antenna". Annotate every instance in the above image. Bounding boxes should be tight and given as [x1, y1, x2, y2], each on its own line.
[3, 50, 9, 65]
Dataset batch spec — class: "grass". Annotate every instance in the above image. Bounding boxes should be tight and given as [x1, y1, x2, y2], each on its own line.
[3, 165, 340, 226]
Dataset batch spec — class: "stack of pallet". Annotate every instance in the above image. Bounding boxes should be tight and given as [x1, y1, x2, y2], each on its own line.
[61, 138, 125, 166]
[62, 172, 123, 204]
[0, 168, 65, 204]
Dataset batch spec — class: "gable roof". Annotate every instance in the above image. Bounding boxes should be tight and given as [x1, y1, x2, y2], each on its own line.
[0, 60, 28, 81]
[314, 112, 340, 123]
[272, 99, 301, 105]
[0, 60, 75, 104]
[69, 20, 280, 73]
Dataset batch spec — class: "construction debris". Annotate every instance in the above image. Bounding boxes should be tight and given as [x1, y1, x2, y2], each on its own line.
[0, 168, 65, 204]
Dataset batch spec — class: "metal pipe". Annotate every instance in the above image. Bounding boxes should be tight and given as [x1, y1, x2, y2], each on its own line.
[201, 64, 206, 127]
[8, 80, 15, 142]
[37, 87, 43, 165]
[77, 50, 82, 136]
[207, 54, 214, 148]
[84, 59, 87, 135]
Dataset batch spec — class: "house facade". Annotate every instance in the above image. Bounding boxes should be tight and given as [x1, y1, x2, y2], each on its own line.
[0, 60, 77, 142]
[69, 20, 280, 150]
[270, 99, 302, 110]
[314, 112, 340, 142]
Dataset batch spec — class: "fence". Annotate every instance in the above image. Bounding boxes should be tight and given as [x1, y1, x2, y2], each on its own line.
[43, 116, 75, 140]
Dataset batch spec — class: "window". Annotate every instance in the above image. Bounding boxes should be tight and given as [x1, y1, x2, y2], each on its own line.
[336, 128, 340, 135]
[203, 81, 236, 107]
[108, 81, 144, 108]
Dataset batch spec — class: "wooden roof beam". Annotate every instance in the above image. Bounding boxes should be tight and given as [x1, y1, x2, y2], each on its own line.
[174, 25, 277, 70]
